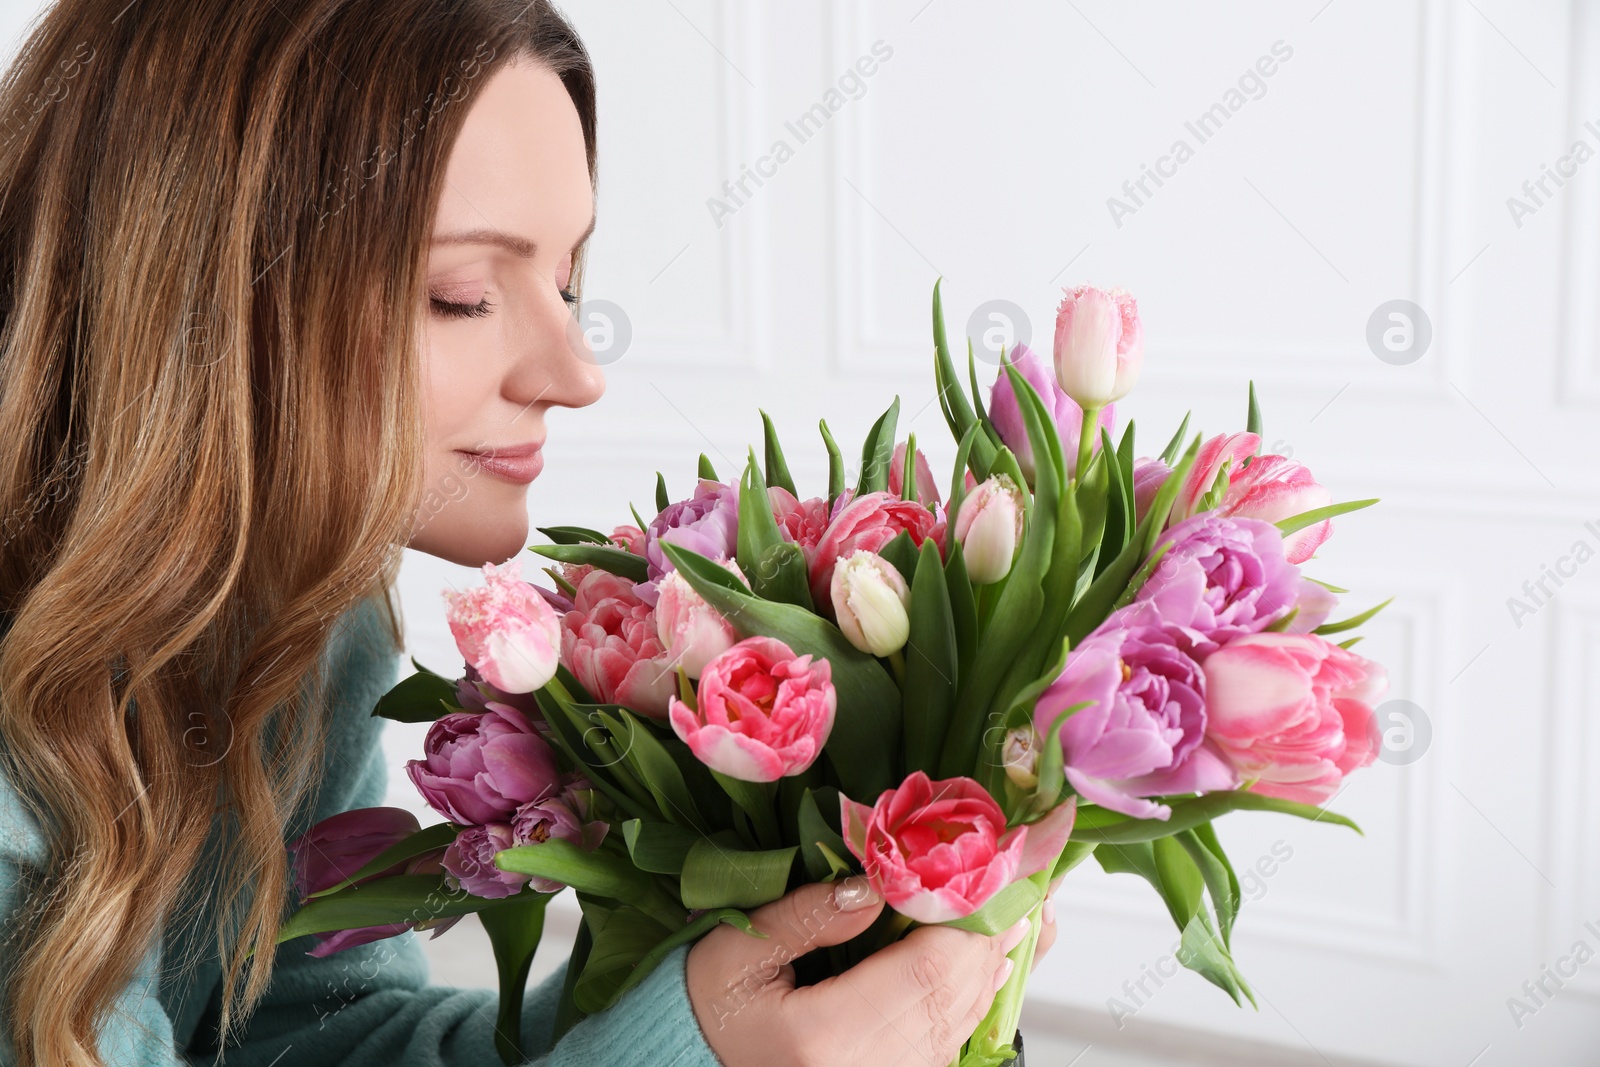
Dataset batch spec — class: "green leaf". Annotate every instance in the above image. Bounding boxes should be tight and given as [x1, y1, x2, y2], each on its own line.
[275, 874, 532, 947]
[698, 453, 718, 481]
[1157, 413, 1192, 465]
[1314, 596, 1394, 635]
[656, 472, 670, 514]
[736, 450, 811, 609]
[681, 840, 797, 909]
[856, 396, 901, 495]
[1245, 381, 1262, 439]
[602, 908, 758, 1009]
[944, 543, 978, 685]
[1179, 824, 1240, 949]
[711, 770, 781, 850]
[1070, 789, 1363, 844]
[480, 893, 550, 1066]
[371, 659, 459, 723]
[876, 528, 918, 586]
[536, 525, 611, 545]
[1177, 908, 1255, 1007]
[660, 542, 902, 799]
[594, 708, 711, 834]
[760, 410, 798, 497]
[573, 905, 675, 1014]
[529, 542, 649, 583]
[1277, 498, 1379, 536]
[901, 432, 919, 502]
[1152, 835, 1204, 929]
[943, 869, 1048, 935]
[797, 787, 849, 883]
[902, 539, 958, 776]
[495, 838, 665, 906]
[551, 916, 592, 1042]
[306, 821, 461, 898]
[820, 419, 845, 506]
[623, 819, 704, 875]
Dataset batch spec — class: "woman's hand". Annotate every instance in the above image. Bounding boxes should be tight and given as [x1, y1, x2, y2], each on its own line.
[1029, 875, 1065, 973]
[685, 877, 1032, 1067]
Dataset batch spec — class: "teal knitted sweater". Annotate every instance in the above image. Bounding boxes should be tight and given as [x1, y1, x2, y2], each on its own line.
[0, 595, 725, 1066]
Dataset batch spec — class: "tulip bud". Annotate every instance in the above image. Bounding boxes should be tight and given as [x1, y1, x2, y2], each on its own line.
[953, 475, 1024, 585]
[1053, 285, 1143, 409]
[830, 550, 911, 657]
[443, 559, 562, 694]
[1002, 727, 1039, 790]
[654, 560, 744, 678]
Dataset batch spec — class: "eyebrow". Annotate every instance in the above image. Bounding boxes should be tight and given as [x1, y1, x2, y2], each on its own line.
[431, 212, 597, 258]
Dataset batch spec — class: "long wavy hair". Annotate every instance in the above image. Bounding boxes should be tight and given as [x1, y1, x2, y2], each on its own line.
[0, 0, 597, 1062]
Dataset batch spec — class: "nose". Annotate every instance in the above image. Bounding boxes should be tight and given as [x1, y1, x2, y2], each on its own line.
[510, 285, 606, 413]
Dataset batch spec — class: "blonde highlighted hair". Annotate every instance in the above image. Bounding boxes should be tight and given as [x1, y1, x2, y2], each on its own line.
[0, 1, 596, 1062]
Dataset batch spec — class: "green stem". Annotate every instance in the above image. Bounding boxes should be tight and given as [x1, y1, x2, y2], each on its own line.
[887, 647, 907, 687]
[962, 897, 1044, 1065]
[1074, 406, 1102, 484]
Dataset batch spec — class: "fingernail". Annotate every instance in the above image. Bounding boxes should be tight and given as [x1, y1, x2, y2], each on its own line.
[1041, 898, 1055, 926]
[833, 875, 881, 912]
[999, 916, 1030, 954]
[992, 957, 1015, 991]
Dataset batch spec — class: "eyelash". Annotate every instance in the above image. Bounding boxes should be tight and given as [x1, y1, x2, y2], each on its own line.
[428, 287, 578, 319]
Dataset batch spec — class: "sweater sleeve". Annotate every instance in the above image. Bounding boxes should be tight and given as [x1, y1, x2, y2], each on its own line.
[0, 772, 188, 1067]
[189, 595, 728, 1067]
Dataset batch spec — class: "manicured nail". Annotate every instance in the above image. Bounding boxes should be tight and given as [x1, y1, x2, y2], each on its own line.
[833, 876, 881, 912]
[1041, 898, 1055, 926]
[992, 957, 1015, 991]
[999, 916, 1030, 954]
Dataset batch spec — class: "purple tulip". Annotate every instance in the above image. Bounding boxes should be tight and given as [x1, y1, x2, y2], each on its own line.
[1034, 615, 1238, 821]
[287, 806, 457, 957]
[454, 661, 543, 725]
[1126, 514, 1300, 651]
[634, 478, 741, 606]
[510, 787, 610, 893]
[405, 702, 562, 826]
[988, 342, 1115, 484]
[441, 821, 528, 898]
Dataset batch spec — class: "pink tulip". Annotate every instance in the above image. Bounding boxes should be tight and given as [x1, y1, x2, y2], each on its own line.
[654, 560, 745, 678]
[1173, 432, 1261, 522]
[809, 491, 940, 611]
[767, 487, 831, 565]
[610, 524, 647, 555]
[1053, 286, 1143, 409]
[560, 569, 676, 718]
[1131, 458, 1171, 522]
[888, 441, 941, 507]
[1286, 578, 1340, 634]
[1202, 633, 1385, 804]
[668, 636, 836, 782]
[840, 772, 1077, 924]
[443, 559, 563, 694]
[953, 475, 1024, 584]
[1218, 454, 1333, 563]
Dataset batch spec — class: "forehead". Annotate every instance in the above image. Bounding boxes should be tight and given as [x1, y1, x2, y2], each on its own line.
[433, 58, 592, 239]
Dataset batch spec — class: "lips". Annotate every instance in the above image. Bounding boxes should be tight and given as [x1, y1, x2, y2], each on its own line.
[457, 441, 544, 485]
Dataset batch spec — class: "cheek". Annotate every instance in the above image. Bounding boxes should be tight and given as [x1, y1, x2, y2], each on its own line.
[420, 324, 490, 446]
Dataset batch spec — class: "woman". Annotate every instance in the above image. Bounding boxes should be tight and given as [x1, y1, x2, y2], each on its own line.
[0, 1, 1059, 1065]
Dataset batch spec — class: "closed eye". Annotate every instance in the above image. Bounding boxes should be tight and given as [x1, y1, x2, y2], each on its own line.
[431, 296, 495, 319]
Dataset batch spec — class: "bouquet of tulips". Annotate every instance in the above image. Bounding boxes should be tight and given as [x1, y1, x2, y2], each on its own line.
[280, 280, 1389, 1067]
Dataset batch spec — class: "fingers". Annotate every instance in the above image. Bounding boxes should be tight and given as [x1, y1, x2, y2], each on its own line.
[727, 877, 885, 971]
[889, 920, 1028, 1064]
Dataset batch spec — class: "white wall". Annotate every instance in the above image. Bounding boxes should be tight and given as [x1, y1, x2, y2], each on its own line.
[2, 1, 1594, 1063]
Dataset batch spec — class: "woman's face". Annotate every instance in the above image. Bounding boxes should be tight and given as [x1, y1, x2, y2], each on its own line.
[408, 57, 604, 568]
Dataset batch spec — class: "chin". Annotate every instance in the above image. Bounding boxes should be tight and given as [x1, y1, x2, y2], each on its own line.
[410, 513, 531, 569]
